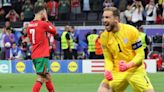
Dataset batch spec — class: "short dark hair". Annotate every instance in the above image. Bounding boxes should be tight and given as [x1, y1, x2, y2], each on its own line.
[103, 7, 120, 17]
[12, 42, 17, 45]
[33, 5, 45, 14]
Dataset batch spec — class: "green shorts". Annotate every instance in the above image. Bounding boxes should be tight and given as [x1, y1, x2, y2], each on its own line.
[33, 58, 50, 74]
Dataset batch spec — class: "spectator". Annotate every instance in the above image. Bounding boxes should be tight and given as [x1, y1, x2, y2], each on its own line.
[20, 12, 24, 21]
[118, 0, 127, 12]
[1, 0, 12, 7]
[12, 0, 24, 14]
[9, 42, 23, 60]
[91, 0, 103, 20]
[5, 21, 14, 34]
[131, 0, 144, 28]
[124, 4, 133, 25]
[155, 4, 163, 24]
[22, 0, 34, 21]
[0, 28, 6, 60]
[82, 0, 91, 20]
[90, 0, 102, 12]
[127, 0, 134, 5]
[1, 0, 12, 15]
[118, 0, 128, 23]
[0, 7, 5, 21]
[103, 0, 114, 8]
[18, 23, 31, 60]
[71, 0, 81, 20]
[46, 0, 59, 21]
[3, 27, 16, 60]
[113, 0, 120, 8]
[5, 9, 19, 22]
[145, 0, 157, 24]
[58, 0, 70, 20]
[34, 0, 46, 7]
[120, 10, 127, 23]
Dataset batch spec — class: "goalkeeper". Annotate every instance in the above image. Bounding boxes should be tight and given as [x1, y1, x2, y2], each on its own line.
[98, 7, 154, 92]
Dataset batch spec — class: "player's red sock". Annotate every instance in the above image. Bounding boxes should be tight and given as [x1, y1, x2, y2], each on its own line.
[32, 81, 42, 92]
[46, 80, 55, 92]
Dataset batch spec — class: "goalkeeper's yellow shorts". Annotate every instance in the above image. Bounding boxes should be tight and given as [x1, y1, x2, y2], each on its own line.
[101, 70, 154, 92]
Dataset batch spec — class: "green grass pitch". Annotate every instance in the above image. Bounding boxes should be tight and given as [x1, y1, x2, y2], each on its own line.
[0, 72, 164, 92]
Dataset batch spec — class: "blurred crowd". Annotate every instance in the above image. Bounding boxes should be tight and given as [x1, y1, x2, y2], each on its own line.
[0, 0, 163, 24]
[0, 21, 31, 60]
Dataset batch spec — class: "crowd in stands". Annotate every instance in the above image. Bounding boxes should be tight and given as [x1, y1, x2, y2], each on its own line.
[0, 21, 31, 60]
[0, 0, 164, 60]
[0, 0, 163, 24]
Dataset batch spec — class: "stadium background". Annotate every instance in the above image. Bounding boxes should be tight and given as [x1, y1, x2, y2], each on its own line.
[0, 0, 164, 92]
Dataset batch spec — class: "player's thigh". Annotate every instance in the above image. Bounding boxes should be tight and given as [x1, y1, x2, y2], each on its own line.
[44, 73, 52, 82]
[110, 72, 129, 92]
[33, 58, 50, 74]
[98, 79, 112, 92]
[128, 73, 154, 92]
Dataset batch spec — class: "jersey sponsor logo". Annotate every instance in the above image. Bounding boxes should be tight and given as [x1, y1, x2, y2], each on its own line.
[68, 61, 78, 72]
[51, 62, 60, 72]
[132, 40, 142, 50]
[16, 61, 25, 73]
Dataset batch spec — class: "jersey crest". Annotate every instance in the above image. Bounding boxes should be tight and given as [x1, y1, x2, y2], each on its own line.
[124, 38, 128, 44]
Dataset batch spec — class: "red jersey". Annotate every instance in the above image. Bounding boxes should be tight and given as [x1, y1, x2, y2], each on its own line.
[26, 20, 56, 59]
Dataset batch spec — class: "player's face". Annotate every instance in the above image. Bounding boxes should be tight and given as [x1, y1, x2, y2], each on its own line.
[102, 11, 117, 32]
[12, 44, 17, 49]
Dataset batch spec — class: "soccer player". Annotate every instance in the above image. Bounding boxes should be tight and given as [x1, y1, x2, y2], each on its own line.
[26, 5, 56, 92]
[98, 7, 154, 92]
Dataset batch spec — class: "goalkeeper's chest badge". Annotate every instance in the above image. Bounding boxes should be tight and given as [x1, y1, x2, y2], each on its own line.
[124, 38, 128, 44]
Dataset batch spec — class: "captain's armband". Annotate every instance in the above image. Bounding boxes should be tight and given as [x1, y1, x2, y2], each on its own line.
[132, 40, 142, 50]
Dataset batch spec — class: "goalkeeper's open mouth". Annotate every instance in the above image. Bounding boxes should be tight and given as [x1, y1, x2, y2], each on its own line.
[103, 21, 113, 32]
[103, 21, 110, 27]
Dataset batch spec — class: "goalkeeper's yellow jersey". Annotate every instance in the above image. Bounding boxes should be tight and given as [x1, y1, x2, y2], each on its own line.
[100, 23, 145, 72]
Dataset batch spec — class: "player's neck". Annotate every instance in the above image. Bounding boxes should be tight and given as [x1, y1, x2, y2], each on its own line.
[112, 23, 120, 33]
[33, 15, 42, 21]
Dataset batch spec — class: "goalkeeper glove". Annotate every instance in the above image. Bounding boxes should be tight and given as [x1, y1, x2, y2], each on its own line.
[104, 70, 113, 81]
[119, 60, 135, 72]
